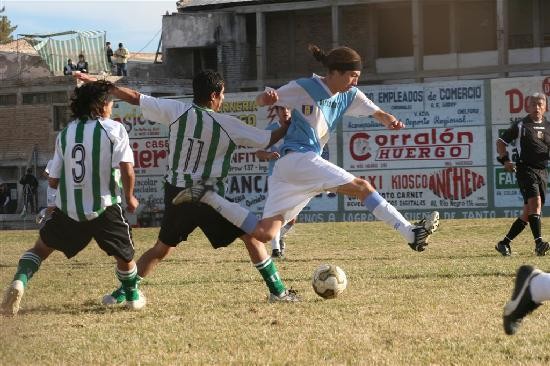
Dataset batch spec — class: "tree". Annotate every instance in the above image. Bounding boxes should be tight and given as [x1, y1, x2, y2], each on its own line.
[0, 15, 17, 44]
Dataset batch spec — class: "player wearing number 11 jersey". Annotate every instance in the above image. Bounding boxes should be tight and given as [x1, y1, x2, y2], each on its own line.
[74, 70, 299, 304]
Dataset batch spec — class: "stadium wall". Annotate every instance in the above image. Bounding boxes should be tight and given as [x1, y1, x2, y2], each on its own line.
[110, 75, 550, 226]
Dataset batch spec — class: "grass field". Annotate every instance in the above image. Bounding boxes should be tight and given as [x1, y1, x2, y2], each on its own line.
[1, 219, 549, 365]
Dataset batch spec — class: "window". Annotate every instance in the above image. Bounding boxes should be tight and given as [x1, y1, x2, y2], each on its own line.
[423, 2, 450, 55]
[0, 94, 17, 106]
[22, 91, 68, 105]
[508, 0, 533, 49]
[53, 105, 72, 131]
[377, 4, 413, 58]
[457, 0, 496, 53]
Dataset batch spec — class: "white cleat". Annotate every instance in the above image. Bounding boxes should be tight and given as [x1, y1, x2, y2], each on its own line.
[125, 290, 146, 311]
[1, 280, 25, 316]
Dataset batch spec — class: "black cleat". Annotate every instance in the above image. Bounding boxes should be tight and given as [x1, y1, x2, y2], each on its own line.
[503, 265, 542, 335]
[408, 211, 439, 251]
[271, 249, 284, 259]
[495, 241, 511, 256]
[535, 241, 549, 256]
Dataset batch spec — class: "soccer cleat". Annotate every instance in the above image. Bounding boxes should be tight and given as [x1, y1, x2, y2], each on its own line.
[124, 289, 146, 311]
[171, 184, 213, 205]
[535, 241, 549, 256]
[495, 241, 512, 256]
[408, 211, 440, 251]
[271, 249, 284, 259]
[268, 288, 300, 303]
[1, 280, 24, 316]
[503, 265, 542, 335]
[279, 238, 286, 254]
[101, 286, 126, 305]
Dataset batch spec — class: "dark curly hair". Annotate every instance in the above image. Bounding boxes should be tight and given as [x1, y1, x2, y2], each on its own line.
[193, 70, 225, 105]
[70, 80, 114, 119]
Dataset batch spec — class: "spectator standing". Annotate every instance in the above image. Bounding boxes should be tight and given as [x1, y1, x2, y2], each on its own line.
[19, 168, 38, 214]
[114, 43, 130, 76]
[0, 183, 10, 214]
[105, 42, 114, 72]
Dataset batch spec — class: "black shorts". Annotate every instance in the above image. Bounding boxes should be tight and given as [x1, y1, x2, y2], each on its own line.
[516, 166, 548, 205]
[40, 205, 134, 261]
[158, 183, 245, 248]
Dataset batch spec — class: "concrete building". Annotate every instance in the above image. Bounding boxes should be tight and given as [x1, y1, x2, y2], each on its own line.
[163, 0, 549, 90]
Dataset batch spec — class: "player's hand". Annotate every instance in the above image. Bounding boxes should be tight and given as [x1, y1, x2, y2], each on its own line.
[387, 119, 404, 130]
[265, 151, 280, 160]
[261, 88, 278, 106]
[126, 195, 139, 213]
[73, 72, 97, 83]
[504, 161, 516, 173]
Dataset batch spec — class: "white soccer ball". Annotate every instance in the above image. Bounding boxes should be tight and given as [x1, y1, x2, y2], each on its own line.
[312, 264, 347, 299]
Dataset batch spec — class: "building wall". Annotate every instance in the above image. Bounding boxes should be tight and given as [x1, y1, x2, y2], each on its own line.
[0, 52, 51, 81]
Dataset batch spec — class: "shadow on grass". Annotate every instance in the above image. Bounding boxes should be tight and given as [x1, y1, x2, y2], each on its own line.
[15, 299, 125, 316]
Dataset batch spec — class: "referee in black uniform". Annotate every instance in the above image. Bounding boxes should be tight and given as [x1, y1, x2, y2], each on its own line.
[495, 92, 550, 256]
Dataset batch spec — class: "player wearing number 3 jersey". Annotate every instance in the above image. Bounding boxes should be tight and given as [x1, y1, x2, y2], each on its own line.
[2, 81, 144, 315]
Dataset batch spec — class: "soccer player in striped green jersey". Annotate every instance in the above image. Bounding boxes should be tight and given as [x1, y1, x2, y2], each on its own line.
[1, 81, 144, 316]
[76, 70, 298, 303]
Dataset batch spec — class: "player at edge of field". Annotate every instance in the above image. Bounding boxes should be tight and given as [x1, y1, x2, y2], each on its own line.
[495, 92, 550, 257]
[173, 44, 440, 252]
[503, 265, 550, 335]
[1, 80, 144, 316]
[75, 70, 299, 304]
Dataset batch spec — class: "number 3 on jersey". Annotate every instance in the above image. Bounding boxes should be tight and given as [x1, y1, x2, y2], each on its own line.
[72, 143, 86, 183]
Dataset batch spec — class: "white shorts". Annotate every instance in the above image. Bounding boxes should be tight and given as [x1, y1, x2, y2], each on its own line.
[262, 151, 355, 222]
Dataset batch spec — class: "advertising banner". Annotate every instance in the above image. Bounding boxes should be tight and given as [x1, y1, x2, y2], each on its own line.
[343, 126, 486, 170]
[491, 76, 550, 125]
[343, 167, 488, 211]
[343, 80, 485, 131]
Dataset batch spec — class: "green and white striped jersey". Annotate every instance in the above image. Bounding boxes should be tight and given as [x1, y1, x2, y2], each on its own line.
[140, 95, 271, 191]
[49, 117, 134, 221]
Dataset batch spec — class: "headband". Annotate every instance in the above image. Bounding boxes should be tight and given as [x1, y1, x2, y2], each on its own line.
[328, 61, 362, 71]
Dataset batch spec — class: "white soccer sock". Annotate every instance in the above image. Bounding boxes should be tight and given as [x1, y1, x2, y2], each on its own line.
[530, 272, 550, 303]
[271, 230, 281, 251]
[200, 191, 258, 234]
[363, 191, 414, 243]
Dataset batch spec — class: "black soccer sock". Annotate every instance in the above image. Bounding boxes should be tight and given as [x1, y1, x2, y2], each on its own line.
[502, 218, 528, 244]
[528, 214, 542, 244]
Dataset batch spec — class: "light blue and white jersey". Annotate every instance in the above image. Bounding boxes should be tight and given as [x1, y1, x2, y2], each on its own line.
[274, 74, 379, 155]
[264, 120, 283, 175]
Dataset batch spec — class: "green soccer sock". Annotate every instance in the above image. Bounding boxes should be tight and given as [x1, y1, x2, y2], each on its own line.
[255, 257, 286, 296]
[116, 265, 139, 301]
[13, 251, 42, 287]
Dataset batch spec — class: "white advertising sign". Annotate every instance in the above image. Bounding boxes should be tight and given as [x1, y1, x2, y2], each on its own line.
[344, 167, 489, 211]
[491, 76, 550, 125]
[343, 126, 486, 170]
[343, 80, 485, 131]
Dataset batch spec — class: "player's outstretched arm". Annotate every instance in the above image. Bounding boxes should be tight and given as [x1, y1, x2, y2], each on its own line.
[119, 162, 139, 213]
[73, 73, 140, 105]
[373, 110, 405, 130]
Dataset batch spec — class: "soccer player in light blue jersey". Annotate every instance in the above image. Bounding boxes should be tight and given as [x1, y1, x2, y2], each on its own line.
[174, 44, 439, 253]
